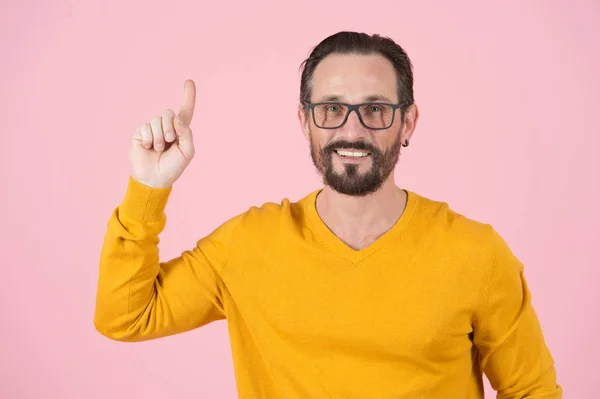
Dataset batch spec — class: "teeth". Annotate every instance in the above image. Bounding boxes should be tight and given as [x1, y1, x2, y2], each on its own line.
[336, 150, 369, 157]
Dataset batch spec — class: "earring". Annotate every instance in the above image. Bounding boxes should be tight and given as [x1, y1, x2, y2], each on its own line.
[402, 139, 409, 147]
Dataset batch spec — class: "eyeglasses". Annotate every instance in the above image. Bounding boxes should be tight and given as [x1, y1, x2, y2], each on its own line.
[306, 102, 404, 130]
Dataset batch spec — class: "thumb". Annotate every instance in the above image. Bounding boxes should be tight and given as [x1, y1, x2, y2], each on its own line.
[174, 117, 194, 157]
[174, 116, 189, 137]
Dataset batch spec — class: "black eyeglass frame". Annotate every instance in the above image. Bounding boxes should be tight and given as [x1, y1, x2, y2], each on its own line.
[305, 102, 405, 130]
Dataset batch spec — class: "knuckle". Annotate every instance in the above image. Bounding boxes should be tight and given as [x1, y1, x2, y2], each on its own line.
[164, 130, 175, 139]
[150, 116, 161, 126]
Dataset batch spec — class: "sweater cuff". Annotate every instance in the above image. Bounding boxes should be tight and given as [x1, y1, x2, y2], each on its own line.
[119, 176, 172, 222]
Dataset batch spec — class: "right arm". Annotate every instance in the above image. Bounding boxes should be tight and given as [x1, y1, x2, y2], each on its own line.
[94, 79, 236, 341]
[93, 176, 238, 342]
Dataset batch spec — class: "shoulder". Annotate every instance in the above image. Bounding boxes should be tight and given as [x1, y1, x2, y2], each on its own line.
[408, 191, 490, 236]
[210, 189, 317, 240]
[408, 190, 518, 263]
[408, 191, 524, 305]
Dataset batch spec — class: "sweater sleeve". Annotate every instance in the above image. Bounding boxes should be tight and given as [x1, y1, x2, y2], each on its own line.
[93, 176, 239, 342]
[473, 227, 562, 398]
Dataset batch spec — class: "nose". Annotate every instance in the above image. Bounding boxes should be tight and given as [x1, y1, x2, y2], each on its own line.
[337, 109, 369, 140]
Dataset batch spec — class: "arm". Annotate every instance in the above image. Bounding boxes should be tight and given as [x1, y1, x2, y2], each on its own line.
[93, 176, 239, 342]
[473, 228, 562, 398]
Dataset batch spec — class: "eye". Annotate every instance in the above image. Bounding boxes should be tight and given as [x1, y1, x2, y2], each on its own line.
[327, 105, 340, 112]
[369, 105, 382, 112]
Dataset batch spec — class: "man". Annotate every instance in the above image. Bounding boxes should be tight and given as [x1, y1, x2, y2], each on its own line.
[94, 31, 562, 398]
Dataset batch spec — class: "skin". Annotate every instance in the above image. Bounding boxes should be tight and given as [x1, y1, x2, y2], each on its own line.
[298, 53, 419, 250]
[131, 80, 196, 189]
[135, 54, 419, 250]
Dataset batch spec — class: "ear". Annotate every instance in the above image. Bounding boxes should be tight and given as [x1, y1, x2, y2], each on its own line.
[298, 104, 311, 141]
[400, 103, 419, 143]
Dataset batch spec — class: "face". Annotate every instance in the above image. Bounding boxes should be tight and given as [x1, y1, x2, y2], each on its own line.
[299, 53, 417, 196]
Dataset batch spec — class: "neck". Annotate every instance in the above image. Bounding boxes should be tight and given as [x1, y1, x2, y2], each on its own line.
[315, 177, 407, 243]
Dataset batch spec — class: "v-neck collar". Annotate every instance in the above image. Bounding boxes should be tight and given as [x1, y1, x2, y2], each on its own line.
[304, 188, 419, 264]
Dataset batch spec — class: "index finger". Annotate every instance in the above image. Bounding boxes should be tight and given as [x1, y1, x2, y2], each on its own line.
[178, 79, 196, 126]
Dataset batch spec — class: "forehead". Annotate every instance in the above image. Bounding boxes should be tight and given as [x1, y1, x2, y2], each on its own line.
[311, 53, 398, 103]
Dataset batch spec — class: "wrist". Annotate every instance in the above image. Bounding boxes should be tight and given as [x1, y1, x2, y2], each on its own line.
[119, 176, 173, 221]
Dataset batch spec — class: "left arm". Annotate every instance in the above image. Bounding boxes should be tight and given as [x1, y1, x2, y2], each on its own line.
[472, 228, 562, 398]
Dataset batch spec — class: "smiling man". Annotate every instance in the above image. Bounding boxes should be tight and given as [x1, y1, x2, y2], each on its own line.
[303, 53, 409, 200]
[94, 31, 562, 398]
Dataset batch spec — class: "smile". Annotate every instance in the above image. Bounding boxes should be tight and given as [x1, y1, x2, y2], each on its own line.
[334, 149, 370, 158]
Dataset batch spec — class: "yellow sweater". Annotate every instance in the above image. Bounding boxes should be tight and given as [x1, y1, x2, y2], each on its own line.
[94, 177, 562, 398]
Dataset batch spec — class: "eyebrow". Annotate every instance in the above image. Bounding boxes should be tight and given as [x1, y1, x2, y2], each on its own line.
[318, 94, 395, 103]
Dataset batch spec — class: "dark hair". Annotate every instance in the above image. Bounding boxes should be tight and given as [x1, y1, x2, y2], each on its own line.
[299, 31, 415, 120]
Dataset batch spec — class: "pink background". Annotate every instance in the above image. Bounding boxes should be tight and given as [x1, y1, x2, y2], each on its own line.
[1, 0, 598, 397]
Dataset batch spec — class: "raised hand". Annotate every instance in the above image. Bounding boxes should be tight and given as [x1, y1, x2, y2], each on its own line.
[130, 79, 196, 188]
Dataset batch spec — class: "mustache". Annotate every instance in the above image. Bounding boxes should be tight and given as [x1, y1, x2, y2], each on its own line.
[323, 140, 379, 154]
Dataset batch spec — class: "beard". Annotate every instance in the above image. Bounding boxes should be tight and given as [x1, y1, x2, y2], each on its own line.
[309, 128, 403, 197]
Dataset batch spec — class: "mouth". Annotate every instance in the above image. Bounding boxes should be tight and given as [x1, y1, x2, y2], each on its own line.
[334, 149, 371, 159]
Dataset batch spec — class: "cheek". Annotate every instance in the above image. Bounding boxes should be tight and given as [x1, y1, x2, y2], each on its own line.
[308, 132, 324, 159]
[380, 129, 403, 149]
[309, 129, 330, 150]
